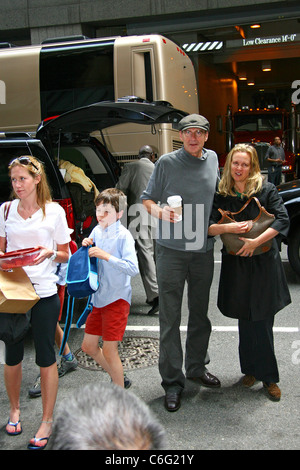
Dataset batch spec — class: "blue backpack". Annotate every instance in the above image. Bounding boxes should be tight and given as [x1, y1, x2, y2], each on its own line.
[59, 246, 99, 355]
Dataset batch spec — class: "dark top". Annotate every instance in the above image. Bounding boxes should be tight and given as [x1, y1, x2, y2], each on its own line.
[141, 146, 219, 252]
[210, 182, 291, 320]
[265, 144, 285, 167]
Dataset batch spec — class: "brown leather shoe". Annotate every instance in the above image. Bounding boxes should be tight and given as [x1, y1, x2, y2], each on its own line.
[164, 392, 181, 412]
[263, 382, 281, 401]
[242, 375, 256, 387]
[188, 371, 221, 388]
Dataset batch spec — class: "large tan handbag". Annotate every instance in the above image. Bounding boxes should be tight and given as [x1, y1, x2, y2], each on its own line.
[217, 197, 275, 256]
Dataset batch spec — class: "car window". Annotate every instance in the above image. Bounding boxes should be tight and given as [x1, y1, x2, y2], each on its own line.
[0, 143, 63, 203]
[0, 148, 13, 202]
[52, 144, 117, 193]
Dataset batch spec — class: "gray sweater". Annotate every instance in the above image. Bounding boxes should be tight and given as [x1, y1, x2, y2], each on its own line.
[141, 146, 219, 252]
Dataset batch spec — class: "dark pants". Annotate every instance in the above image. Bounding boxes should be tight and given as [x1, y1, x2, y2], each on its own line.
[5, 294, 60, 367]
[156, 244, 214, 393]
[268, 166, 282, 186]
[238, 316, 279, 383]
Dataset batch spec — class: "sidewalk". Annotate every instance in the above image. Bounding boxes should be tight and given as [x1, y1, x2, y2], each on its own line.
[1, 246, 300, 451]
[1, 324, 299, 451]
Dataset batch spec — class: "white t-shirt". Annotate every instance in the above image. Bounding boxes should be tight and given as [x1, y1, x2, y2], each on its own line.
[0, 200, 71, 298]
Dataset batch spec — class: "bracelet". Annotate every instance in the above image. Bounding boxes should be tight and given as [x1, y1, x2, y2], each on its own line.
[49, 250, 58, 261]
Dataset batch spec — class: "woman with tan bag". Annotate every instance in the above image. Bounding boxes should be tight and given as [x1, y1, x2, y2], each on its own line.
[208, 144, 291, 401]
[0, 156, 71, 449]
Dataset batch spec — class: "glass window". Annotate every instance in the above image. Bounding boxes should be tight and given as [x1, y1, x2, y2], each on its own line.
[0, 148, 14, 202]
[235, 114, 282, 132]
[53, 144, 117, 192]
[0, 143, 62, 203]
[40, 41, 115, 119]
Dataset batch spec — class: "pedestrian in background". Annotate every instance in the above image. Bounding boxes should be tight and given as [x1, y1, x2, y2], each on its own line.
[28, 240, 78, 399]
[266, 136, 285, 186]
[116, 145, 159, 314]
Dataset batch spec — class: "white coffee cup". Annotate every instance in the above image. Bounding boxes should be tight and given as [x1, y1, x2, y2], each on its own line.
[167, 195, 182, 221]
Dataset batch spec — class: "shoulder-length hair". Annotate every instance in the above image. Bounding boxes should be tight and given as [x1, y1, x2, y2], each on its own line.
[218, 144, 264, 198]
[8, 155, 52, 217]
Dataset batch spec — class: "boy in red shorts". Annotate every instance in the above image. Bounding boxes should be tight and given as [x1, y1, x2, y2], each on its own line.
[81, 188, 139, 388]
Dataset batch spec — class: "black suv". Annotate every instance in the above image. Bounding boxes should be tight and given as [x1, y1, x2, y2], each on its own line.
[0, 99, 186, 243]
[277, 179, 300, 276]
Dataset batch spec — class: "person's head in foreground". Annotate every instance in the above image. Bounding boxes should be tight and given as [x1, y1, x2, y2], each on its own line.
[48, 382, 167, 450]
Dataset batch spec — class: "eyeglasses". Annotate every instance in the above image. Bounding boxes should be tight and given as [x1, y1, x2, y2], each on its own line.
[9, 156, 39, 172]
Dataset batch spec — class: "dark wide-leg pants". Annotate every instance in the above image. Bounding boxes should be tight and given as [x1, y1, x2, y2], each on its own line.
[238, 316, 279, 383]
[156, 244, 214, 393]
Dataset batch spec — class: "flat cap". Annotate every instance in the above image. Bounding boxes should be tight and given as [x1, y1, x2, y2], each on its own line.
[178, 114, 210, 132]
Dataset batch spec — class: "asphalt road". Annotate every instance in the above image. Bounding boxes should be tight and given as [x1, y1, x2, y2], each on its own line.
[0, 239, 299, 452]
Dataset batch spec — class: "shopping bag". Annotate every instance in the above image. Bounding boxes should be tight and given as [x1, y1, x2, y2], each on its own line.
[0, 267, 40, 313]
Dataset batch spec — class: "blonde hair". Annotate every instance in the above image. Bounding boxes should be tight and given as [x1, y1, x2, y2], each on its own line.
[218, 144, 263, 198]
[8, 155, 52, 217]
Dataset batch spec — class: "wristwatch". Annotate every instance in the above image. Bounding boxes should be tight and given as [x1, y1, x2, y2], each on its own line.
[49, 250, 58, 261]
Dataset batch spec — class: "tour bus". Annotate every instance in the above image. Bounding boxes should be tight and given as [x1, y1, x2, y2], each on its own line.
[0, 35, 198, 162]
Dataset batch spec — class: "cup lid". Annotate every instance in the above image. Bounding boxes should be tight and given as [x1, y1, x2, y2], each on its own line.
[167, 195, 182, 204]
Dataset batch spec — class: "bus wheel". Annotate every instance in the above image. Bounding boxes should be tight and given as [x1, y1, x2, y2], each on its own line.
[288, 228, 300, 276]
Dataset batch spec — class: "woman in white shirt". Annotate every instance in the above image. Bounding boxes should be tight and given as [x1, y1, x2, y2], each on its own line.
[0, 156, 71, 450]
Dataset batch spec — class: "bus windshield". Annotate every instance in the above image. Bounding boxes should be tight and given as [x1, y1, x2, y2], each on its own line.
[234, 114, 282, 132]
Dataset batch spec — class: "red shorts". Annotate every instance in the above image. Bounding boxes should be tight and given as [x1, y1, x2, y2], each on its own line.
[85, 299, 130, 341]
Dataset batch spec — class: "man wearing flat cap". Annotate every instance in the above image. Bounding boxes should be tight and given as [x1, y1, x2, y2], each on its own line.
[141, 114, 220, 412]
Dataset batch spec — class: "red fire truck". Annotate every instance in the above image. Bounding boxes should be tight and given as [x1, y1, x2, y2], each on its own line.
[219, 104, 299, 181]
